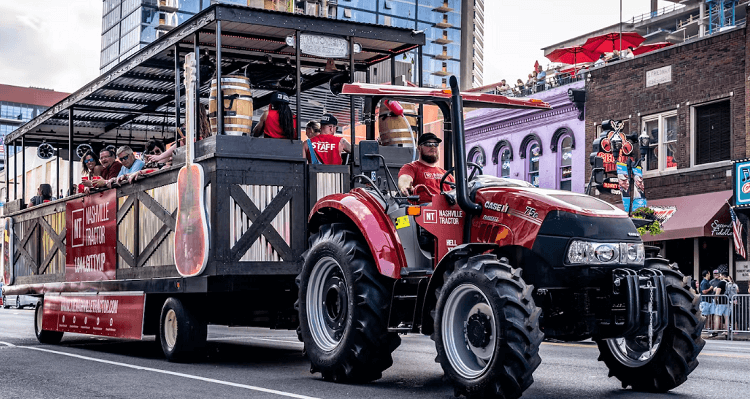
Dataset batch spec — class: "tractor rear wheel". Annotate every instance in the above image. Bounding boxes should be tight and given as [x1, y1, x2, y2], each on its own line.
[297, 223, 400, 383]
[434, 254, 543, 399]
[595, 261, 705, 392]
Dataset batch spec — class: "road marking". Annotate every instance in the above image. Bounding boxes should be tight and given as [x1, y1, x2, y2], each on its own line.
[543, 342, 595, 349]
[210, 336, 303, 345]
[0, 341, 318, 399]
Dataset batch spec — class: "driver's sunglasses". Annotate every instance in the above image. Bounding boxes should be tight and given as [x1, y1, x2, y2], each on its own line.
[422, 142, 439, 148]
[119, 155, 129, 162]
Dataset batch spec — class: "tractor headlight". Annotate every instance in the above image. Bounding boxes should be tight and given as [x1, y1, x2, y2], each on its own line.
[566, 240, 644, 265]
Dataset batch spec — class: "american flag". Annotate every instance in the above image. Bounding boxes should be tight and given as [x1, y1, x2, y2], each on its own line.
[730, 206, 746, 259]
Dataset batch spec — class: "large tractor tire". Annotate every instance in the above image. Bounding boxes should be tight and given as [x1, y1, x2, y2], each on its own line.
[595, 260, 705, 392]
[34, 299, 63, 344]
[159, 297, 207, 362]
[297, 223, 401, 383]
[433, 254, 543, 399]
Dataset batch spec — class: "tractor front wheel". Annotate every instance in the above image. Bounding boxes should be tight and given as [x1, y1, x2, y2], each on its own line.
[595, 262, 705, 391]
[297, 223, 400, 383]
[434, 254, 543, 399]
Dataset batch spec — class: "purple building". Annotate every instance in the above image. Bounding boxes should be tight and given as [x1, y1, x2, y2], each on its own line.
[464, 80, 586, 193]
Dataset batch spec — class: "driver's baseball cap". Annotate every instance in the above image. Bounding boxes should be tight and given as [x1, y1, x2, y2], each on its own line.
[418, 133, 442, 145]
[320, 113, 338, 126]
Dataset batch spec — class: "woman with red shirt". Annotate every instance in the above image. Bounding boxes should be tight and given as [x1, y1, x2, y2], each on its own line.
[252, 91, 297, 139]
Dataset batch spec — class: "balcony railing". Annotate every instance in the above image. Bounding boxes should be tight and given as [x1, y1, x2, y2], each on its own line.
[630, 3, 687, 24]
[495, 73, 585, 98]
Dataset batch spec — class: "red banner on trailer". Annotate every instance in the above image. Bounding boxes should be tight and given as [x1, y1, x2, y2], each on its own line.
[65, 189, 117, 282]
[42, 292, 145, 340]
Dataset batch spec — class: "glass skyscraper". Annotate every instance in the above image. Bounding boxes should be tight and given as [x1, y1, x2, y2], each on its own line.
[100, 0, 483, 89]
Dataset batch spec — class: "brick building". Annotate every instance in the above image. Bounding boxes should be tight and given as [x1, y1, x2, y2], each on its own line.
[584, 20, 748, 280]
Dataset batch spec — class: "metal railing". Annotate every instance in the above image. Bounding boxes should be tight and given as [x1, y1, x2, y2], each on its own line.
[500, 73, 585, 98]
[700, 293, 750, 340]
[630, 3, 686, 24]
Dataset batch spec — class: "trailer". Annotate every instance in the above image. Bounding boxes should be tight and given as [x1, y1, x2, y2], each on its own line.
[0, 4, 429, 356]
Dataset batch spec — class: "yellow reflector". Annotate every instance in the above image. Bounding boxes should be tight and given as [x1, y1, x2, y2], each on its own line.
[407, 206, 421, 216]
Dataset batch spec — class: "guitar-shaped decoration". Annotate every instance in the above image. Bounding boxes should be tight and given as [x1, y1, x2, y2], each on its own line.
[174, 52, 210, 277]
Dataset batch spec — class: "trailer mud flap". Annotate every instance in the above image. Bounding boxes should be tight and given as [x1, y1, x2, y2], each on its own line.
[42, 292, 146, 340]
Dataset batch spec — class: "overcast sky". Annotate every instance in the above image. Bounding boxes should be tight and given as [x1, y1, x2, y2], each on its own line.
[0, 0, 673, 93]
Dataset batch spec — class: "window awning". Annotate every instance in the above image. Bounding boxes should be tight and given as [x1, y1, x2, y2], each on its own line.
[643, 190, 733, 242]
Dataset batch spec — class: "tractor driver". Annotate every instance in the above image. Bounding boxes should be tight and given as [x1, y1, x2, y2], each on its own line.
[397, 133, 454, 199]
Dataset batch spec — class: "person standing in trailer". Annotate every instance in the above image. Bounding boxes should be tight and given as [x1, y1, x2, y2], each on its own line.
[252, 91, 297, 139]
[304, 114, 351, 165]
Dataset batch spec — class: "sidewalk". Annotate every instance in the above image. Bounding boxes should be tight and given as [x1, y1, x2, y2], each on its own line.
[702, 331, 750, 341]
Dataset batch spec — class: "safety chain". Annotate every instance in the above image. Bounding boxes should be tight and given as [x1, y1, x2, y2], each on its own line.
[647, 281, 654, 355]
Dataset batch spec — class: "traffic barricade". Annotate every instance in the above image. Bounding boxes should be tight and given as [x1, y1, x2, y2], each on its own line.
[730, 294, 750, 340]
[700, 294, 731, 336]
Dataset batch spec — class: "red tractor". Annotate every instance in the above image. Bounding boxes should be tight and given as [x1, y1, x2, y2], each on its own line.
[297, 76, 704, 398]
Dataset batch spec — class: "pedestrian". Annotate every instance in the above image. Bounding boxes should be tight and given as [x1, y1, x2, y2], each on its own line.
[712, 266, 729, 334]
[699, 269, 715, 330]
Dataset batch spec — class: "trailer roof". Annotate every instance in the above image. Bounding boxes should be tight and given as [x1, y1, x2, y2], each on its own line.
[341, 83, 552, 110]
[5, 4, 424, 149]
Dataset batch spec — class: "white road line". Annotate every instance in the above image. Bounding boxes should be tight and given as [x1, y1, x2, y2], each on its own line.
[0, 341, 319, 399]
[210, 336, 303, 345]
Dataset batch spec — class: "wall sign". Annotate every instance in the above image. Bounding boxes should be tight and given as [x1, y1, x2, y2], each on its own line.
[65, 190, 117, 282]
[734, 159, 750, 208]
[736, 261, 750, 281]
[286, 34, 362, 59]
[646, 65, 672, 87]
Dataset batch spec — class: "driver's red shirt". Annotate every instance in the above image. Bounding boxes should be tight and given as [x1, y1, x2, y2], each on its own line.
[398, 160, 454, 195]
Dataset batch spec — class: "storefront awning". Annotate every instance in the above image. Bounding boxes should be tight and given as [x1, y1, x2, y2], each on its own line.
[643, 190, 733, 242]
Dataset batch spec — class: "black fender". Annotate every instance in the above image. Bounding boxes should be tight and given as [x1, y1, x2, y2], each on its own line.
[420, 243, 499, 336]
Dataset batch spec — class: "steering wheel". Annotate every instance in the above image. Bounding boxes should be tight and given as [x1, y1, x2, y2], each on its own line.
[439, 162, 483, 192]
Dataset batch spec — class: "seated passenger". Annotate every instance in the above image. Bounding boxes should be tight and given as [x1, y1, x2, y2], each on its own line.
[81, 150, 104, 180]
[89, 147, 122, 189]
[144, 139, 167, 169]
[29, 184, 55, 207]
[116, 146, 144, 176]
[252, 91, 297, 139]
[397, 133, 454, 199]
[304, 114, 351, 165]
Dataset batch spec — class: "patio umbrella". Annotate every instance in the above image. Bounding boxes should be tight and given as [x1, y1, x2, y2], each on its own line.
[632, 41, 674, 56]
[582, 32, 646, 53]
[545, 46, 600, 66]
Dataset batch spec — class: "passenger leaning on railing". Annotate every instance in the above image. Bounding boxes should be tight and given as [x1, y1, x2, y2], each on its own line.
[28, 184, 55, 207]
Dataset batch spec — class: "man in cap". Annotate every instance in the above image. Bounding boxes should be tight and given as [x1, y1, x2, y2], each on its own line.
[304, 113, 351, 164]
[397, 133, 454, 200]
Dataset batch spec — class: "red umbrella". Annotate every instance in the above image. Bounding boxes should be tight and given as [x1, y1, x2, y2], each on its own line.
[632, 41, 674, 55]
[545, 46, 600, 66]
[583, 32, 646, 53]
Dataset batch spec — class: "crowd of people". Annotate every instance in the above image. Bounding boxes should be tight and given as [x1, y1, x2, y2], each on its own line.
[696, 266, 749, 337]
[501, 47, 638, 98]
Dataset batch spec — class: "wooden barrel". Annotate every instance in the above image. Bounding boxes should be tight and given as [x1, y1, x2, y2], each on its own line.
[378, 101, 418, 146]
[378, 114, 416, 146]
[209, 75, 253, 136]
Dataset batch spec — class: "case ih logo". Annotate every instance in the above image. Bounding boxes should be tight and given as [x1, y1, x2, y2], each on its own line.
[423, 210, 437, 224]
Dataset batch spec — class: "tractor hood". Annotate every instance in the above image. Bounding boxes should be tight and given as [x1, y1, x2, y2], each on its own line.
[470, 176, 639, 245]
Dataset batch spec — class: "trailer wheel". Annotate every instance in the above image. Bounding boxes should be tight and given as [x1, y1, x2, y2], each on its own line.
[35, 299, 63, 344]
[433, 254, 543, 399]
[595, 262, 705, 392]
[159, 297, 207, 362]
[297, 223, 400, 383]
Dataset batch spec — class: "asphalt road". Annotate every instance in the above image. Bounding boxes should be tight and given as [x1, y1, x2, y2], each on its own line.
[1, 307, 748, 399]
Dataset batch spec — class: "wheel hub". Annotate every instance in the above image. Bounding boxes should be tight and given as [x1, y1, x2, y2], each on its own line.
[323, 276, 348, 334]
[466, 312, 492, 348]
[307, 256, 349, 352]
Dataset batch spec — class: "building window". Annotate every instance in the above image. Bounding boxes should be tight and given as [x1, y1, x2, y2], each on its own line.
[467, 146, 486, 168]
[558, 135, 573, 191]
[527, 142, 541, 187]
[498, 147, 511, 178]
[694, 101, 730, 165]
[343, 8, 352, 18]
[642, 111, 678, 172]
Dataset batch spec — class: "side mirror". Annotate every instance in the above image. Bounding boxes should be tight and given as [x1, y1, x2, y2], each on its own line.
[359, 140, 380, 174]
